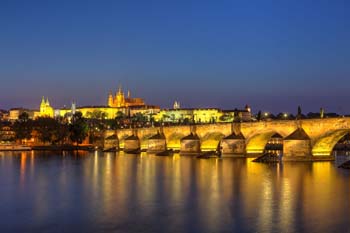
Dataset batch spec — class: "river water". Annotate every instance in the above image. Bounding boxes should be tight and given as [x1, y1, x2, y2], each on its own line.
[0, 151, 349, 233]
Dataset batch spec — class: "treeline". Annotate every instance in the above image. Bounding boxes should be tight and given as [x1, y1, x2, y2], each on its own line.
[255, 106, 342, 121]
[12, 112, 90, 146]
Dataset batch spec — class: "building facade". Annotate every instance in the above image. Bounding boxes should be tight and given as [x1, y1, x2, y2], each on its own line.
[39, 96, 54, 117]
[108, 86, 145, 108]
[154, 105, 252, 123]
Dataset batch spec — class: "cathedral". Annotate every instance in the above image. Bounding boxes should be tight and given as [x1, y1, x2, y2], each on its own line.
[107, 86, 145, 108]
[39, 96, 54, 117]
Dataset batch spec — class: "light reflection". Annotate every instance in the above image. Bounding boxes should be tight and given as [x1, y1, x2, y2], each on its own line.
[279, 178, 293, 232]
[1, 151, 348, 233]
[102, 153, 113, 215]
[19, 152, 27, 186]
[257, 174, 273, 233]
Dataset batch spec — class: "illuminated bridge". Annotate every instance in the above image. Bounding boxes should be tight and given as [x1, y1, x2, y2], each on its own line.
[103, 117, 350, 161]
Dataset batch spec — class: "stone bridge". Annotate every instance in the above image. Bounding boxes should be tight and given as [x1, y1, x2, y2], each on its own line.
[103, 117, 350, 161]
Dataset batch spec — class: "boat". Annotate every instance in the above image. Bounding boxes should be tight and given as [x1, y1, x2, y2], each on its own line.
[124, 148, 141, 154]
[338, 160, 350, 169]
[252, 152, 281, 163]
[196, 151, 221, 159]
[155, 149, 174, 156]
[102, 147, 119, 152]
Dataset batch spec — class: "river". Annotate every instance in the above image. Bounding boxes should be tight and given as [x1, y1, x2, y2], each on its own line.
[0, 151, 349, 233]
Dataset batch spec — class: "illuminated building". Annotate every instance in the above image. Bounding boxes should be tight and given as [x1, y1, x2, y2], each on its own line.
[8, 89, 250, 123]
[0, 125, 15, 142]
[108, 86, 145, 108]
[8, 108, 37, 121]
[39, 96, 54, 117]
[154, 105, 252, 123]
[56, 87, 159, 119]
[173, 101, 180, 109]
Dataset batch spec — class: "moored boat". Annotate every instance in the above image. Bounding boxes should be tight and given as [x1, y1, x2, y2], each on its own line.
[196, 151, 221, 159]
[124, 148, 141, 154]
[155, 149, 174, 156]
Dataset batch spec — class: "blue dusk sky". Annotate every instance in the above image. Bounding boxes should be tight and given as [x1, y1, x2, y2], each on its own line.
[0, 0, 349, 114]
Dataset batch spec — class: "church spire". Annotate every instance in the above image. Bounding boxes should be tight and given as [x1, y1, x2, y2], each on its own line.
[41, 96, 45, 105]
[108, 92, 114, 106]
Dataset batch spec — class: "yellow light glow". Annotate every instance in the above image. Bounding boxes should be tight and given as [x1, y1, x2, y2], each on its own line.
[312, 129, 349, 156]
[246, 131, 277, 155]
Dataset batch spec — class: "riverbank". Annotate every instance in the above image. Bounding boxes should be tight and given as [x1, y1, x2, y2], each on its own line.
[31, 145, 97, 151]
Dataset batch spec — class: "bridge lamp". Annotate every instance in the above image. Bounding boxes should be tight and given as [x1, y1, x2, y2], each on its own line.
[264, 112, 269, 117]
[283, 113, 288, 118]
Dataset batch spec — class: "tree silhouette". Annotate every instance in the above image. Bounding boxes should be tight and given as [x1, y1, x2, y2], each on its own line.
[257, 110, 262, 121]
[297, 106, 302, 119]
[69, 112, 88, 146]
[34, 117, 57, 144]
[34, 116, 69, 145]
[13, 112, 33, 143]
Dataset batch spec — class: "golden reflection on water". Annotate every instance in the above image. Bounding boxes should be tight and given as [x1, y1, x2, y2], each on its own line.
[4, 151, 349, 232]
[20, 152, 27, 184]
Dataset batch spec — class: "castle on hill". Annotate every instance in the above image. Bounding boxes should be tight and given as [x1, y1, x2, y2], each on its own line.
[7, 86, 251, 123]
[108, 86, 145, 108]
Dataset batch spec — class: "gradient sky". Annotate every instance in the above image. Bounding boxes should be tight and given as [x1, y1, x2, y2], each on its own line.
[1, 0, 350, 114]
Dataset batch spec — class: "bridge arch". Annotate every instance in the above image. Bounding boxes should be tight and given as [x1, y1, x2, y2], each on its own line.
[140, 133, 154, 150]
[118, 134, 131, 149]
[200, 132, 225, 151]
[312, 129, 350, 156]
[166, 132, 186, 150]
[246, 130, 285, 155]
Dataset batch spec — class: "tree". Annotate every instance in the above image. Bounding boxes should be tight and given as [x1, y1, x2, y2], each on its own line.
[183, 117, 190, 125]
[87, 110, 107, 120]
[307, 112, 319, 119]
[86, 113, 105, 143]
[13, 112, 33, 143]
[219, 113, 232, 122]
[256, 110, 262, 121]
[52, 117, 69, 145]
[69, 112, 88, 146]
[233, 108, 241, 122]
[297, 106, 302, 119]
[115, 111, 126, 128]
[34, 117, 57, 144]
[115, 111, 125, 120]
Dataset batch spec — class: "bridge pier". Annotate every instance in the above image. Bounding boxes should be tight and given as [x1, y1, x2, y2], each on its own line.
[282, 127, 334, 161]
[220, 132, 246, 157]
[124, 134, 141, 153]
[180, 133, 201, 155]
[103, 134, 119, 151]
[282, 128, 312, 161]
[147, 132, 167, 153]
